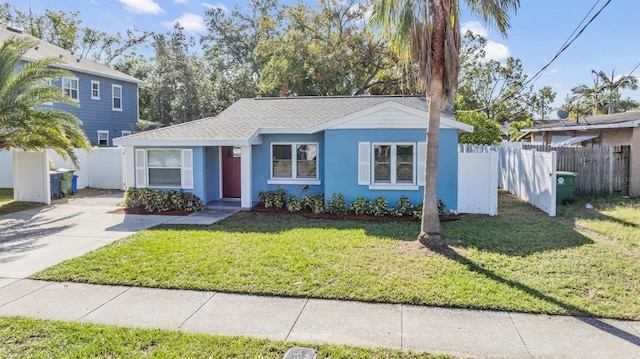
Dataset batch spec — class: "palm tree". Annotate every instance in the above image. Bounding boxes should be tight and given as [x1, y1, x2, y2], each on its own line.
[370, 0, 519, 247]
[592, 69, 638, 114]
[0, 37, 90, 166]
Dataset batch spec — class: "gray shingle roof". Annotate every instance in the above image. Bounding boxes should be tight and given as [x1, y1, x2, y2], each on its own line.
[115, 96, 451, 145]
[0, 25, 143, 84]
[532, 110, 640, 129]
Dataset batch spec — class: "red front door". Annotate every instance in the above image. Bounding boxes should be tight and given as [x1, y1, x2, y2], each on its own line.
[222, 147, 241, 198]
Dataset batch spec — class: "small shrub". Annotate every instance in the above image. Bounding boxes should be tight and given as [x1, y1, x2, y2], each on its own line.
[371, 197, 389, 216]
[121, 188, 204, 213]
[438, 199, 447, 215]
[412, 203, 423, 219]
[286, 195, 302, 212]
[396, 195, 414, 216]
[326, 193, 347, 215]
[350, 197, 370, 215]
[302, 194, 325, 214]
[259, 187, 286, 208]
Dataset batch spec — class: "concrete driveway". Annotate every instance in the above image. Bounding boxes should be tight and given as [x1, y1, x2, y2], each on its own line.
[0, 193, 233, 280]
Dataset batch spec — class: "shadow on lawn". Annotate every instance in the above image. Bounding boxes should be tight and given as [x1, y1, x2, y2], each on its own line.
[431, 244, 640, 347]
[558, 196, 640, 230]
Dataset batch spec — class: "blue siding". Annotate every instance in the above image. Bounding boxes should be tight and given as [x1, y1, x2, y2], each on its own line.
[47, 71, 138, 146]
[252, 133, 325, 201]
[204, 146, 220, 202]
[324, 128, 459, 211]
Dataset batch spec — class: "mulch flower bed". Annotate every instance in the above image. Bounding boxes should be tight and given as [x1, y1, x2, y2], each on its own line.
[251, 205, 459, 222]
[108, 207, 193, 216]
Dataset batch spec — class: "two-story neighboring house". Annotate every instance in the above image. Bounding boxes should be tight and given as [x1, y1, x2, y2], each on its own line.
[0, 25, 144, 146]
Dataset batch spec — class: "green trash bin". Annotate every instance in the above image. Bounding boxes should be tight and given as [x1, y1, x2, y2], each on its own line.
[556, 171, 577, 205]
[59, 170, 75, 196]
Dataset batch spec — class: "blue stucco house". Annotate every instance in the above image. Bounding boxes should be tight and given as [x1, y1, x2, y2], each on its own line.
[0, 25, 144, 146]
[114, 96, 472, 210]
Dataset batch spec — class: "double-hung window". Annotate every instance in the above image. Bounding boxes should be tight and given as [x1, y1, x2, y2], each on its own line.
[62, 77, 79, 101]
[97, 130, 109, 146]
[135, 149, 194, 189]
[91, 81, 100, 100]
[269, 143, 319, 185]
[112, 85, 122, 110]
[359, 142, 424, 190]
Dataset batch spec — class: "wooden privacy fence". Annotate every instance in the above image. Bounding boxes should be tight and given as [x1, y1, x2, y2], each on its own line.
[523, 145, 631, 196]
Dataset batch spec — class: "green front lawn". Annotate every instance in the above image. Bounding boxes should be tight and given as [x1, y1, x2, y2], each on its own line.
[0, 188, 43, 216]
[33, 192, 640, 320]
[0, 317, 446, 358]
[557, 196, 640, 254]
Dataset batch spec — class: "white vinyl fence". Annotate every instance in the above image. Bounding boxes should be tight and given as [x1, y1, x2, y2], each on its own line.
[458, 151, 499, 215]
[497, 146, 557, 216]
[0, 148, 125, 190]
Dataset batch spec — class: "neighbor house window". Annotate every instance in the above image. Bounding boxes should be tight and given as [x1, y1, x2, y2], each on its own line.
[269, 143, 319, 184]
[359, 142, 422, 190]
[112, 85, 122, 110]
[135, 149, 193, 189]
[97, 130, 109, 146]
[62, 77, 79, 101]
[91, 81, 100, 100]
[121, 130, 132, 137]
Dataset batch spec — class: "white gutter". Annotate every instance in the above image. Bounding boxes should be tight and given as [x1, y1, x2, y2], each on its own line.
[523, 120, 639, 134]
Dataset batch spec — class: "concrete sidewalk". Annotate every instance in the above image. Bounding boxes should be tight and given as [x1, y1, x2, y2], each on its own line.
[0, 279, 638, 358]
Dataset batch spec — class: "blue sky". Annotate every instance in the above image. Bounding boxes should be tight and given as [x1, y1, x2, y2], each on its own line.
[11, 0, 640, 111]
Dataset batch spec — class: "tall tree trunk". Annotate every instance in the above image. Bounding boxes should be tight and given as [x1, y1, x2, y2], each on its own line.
[418, 2, 446, 248]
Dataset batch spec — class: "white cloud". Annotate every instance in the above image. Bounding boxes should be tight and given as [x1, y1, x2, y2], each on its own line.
[174, 0, 188, 3]
[163, 13, 207, 32]
[549, 68, 560, 74]
[118, 0, 163, 14]
[484, 40, 510, 61]
[461, 21, 488, 37]
[202, 2, 227, 12]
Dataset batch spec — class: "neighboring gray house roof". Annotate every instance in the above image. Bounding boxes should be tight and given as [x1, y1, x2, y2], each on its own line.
[524, 111, 640, 134]
[114, 96, 471, 147]
[0, 24, 144, 84]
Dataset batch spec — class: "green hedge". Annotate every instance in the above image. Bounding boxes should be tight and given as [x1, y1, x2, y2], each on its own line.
[122, 188, 205, 213]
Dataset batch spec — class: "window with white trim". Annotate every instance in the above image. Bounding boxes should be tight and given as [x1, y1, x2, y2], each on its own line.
[270, 143, 318, 184]
[137, 149, 193, 189]
[91, 80, 100, 100]
[62, 77, 79, 101]
[359, 142, 425, 190]
[97, 130, 109, 146]
[121, 130, 132, 137]
[112, 85, 122, 110]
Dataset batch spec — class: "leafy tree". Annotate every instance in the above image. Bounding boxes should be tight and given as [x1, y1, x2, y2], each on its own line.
[528, 86, 556, 120]
[256, 0, 415, 96]
[0, 37, 90, 166]
[0, 2, 152, 65]
[370, 0, 519, 247]
[506, 118, 532, 141]
[457, 31, 531, 123]
[201, 0, 282, 98]
[146, 24, 231, 125]
[592, 69, 638, 114]
[456, 111, 502, 145]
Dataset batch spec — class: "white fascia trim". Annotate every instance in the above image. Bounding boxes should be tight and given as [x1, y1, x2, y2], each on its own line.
[267, 179, 321, 186]
[368, 184, 419, 191]
[113, 138, 250, 147]
[524, 120, 640, 134]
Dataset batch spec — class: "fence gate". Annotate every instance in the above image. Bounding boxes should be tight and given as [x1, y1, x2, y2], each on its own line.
[458, 151, 498, 215]
[611, 146, 630, 196]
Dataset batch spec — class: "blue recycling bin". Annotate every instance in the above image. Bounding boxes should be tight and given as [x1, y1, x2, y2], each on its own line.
[71, 175, 78, 194]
